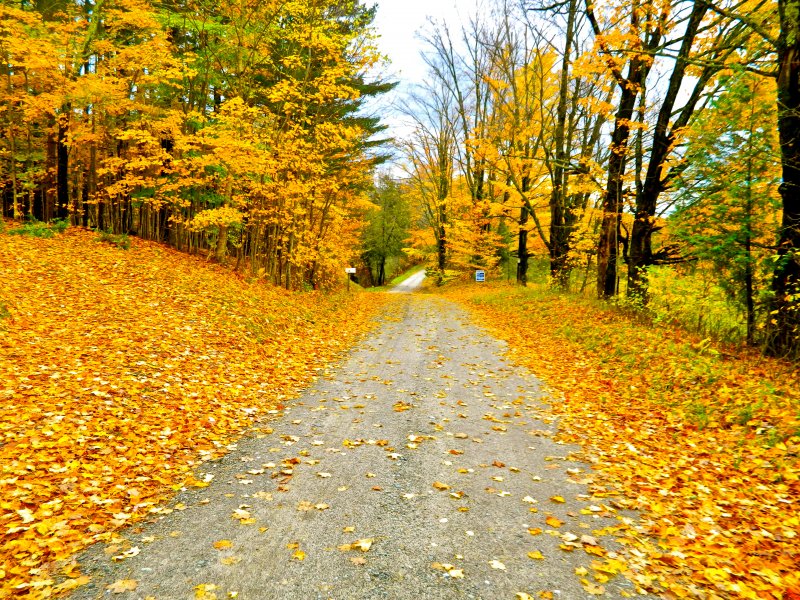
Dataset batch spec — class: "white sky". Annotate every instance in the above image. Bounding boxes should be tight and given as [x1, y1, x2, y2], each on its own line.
[369, 0, 483, 148]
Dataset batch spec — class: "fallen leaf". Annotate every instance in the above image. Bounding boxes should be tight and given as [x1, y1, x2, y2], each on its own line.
[582, 581, 605, 595]
[111, 547, 140, 562]
[489, 559, 506, 570]
[528, 550, 544, 560]
[213, 540, 233, 550]
[108, 579, 138, 593]
[195, 583, 218, 599]
[432, 481, 450, 491]
[545, 516, 564, 528]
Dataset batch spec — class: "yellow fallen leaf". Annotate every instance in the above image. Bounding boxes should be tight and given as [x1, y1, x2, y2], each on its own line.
[195, 583, 218, 599]
[108, 579, 138, 593]
[528, 550, 544, 560]
[292, 550, 305, 561]
[213, 540, 233, 550]
[231, 509, 251, 520]
[582, 581, 605, 595]
[447, 568, 464, 578]
[16, 509, 35, 524]
[550, 496, 565, 503]
[528, 527, 543, 536]
[432, 481, 450, 491]
[516, 594, 535, 600]
[545, 516, 563, 528]
[339, 538, 373, 552]
[221, 556, 241, 566]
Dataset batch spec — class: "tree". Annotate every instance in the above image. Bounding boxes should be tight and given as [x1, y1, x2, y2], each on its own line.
[361, 176, 411, 286]
[770, 0, 800, 355]
[672, 72, 781, 344]
[400, 81, 457, 278]
[0, 0, 394, 290]
[584, 0, 752, 299]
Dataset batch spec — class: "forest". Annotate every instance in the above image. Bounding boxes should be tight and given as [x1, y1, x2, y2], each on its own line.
[1, 0, 798, 357]
[1, 0, 799, 597]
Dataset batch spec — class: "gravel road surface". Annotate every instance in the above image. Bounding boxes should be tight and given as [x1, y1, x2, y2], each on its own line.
[71, 291, 648, 600]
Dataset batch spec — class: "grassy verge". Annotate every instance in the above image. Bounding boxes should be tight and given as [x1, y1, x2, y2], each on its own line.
[389, 263, 426, 287]
[0, 228, 391, 596]
[443, 282, 799, 598]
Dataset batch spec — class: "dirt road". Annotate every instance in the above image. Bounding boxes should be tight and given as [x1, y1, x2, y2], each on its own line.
[72, 292, 647, 599]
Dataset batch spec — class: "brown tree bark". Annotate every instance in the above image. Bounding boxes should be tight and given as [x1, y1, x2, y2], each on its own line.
[56, 108, 70, 220]
[769, 0, 800, 356]
[548, 0, 577, 289]
[585, 0, 664, 298]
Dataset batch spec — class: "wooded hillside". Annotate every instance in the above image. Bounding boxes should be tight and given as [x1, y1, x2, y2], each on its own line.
[0, 0, 392, 289]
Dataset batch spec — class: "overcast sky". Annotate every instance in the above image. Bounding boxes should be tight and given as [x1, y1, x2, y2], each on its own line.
[369, 0, 483, 149]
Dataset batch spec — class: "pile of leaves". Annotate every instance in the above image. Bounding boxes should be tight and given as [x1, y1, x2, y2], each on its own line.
[445, 283, 799, 599]
[0, 227, 388, 596]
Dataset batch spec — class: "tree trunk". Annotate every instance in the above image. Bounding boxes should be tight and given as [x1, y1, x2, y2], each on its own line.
[769, 0, 800, 356]
[596, 85, 637, 297]
[378, 257, 386, 286]
[517, 203, 529, 286]
[628, 1, 708, 300]
[437, 223, 447, 274]
[56, 107, 70, 221]
[548, 0, 577, 289]
[216, 224, 229, 262]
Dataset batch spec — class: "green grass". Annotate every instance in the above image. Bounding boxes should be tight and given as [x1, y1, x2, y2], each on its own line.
[5, 219, 69, 238]
[389, 263, 426, 286]
[362, 263, 427, 291]
[96, 230, 131, 250]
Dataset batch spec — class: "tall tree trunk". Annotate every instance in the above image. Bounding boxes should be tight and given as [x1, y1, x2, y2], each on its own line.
[56, 107, 70, 220]
[769, 0, 800, 356]
[628, 1, 708, 300]
[8, 124, 19, 220]
[596, 86, 637, 297]
[548, 0, 577, 289]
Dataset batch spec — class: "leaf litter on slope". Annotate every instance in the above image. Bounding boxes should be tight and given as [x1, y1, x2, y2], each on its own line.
[0, 229, 391, 597]
[445, 283, 799, 599]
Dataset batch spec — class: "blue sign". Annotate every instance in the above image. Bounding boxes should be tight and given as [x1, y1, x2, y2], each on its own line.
[475, 270, 485, 282]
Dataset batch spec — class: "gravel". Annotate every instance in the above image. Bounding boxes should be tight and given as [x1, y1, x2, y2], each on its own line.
[70, 287, 651, 600]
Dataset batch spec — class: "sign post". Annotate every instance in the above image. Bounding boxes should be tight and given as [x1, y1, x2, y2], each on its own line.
[345, 267, 356, 291]
[475, 270, 485, 283]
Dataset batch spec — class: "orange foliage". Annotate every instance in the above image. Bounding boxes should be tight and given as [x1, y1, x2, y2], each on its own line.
[446, 283, 799, 598]
[0, 227, 389, 596]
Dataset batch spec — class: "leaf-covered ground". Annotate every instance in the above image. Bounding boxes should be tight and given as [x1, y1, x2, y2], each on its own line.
[0, 228, 388, 597]
[444, 283, 799, 599]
